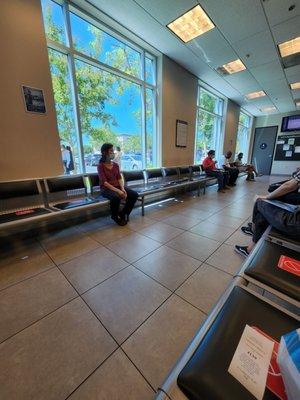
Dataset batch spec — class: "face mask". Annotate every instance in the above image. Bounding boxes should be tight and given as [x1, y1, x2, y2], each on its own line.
[106, 154, 114, 162]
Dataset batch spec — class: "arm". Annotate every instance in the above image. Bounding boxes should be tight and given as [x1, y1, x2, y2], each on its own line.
[264, 178, 298, 200]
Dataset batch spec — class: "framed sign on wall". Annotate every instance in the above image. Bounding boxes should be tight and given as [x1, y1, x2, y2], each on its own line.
[22, 85, 46, 114]
[176, 119, 188, 147]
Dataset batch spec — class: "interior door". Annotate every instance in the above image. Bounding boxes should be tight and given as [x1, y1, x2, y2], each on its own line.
[251, 126, 278, 175]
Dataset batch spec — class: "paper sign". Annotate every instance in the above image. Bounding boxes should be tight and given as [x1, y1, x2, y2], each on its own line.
[283, 144, 290, 150]
[295, 146, 300, 153]
[285, 151, 292, 157]
[253, 327, 287, 400]
[278, 255, 300, 277]
[288, 138, 295, 145]
[228, 325, 274, 400]
[277, 140, 284, 144]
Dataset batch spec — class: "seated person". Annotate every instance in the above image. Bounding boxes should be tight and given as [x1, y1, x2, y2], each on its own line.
[202, 150, 229, 193]
[98, 143, 138, 226]
[235, 169, 300, 257]
[222, 151, 239, 186]
[234, 152, 260, 181]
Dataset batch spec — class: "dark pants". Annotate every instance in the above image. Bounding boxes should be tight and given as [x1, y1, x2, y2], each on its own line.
[252, 198, 300, 243]
[206, 170, 229, 190]
[102, 187, 138, 218]
[224, 166, 239, 184]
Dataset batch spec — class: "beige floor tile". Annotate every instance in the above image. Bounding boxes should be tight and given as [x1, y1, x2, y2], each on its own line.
[225, 229, 250, 246]
[39, 227, 100, 265]
[176, 264, 232, 313]
[208, 214, 245, 229]
[0, 268, 77, 343]
[219, 206, 251, 219]
[167, 232, 221, 261]
[176, 207, 210, 220]
[0, 241, 54, 291]
[69, 349, 154, 400]
[122, 295, 206, 388]
[88, 224, 133, 245]
[83, 266, 170, 343]
[107, 232, 161, 263]
[162, 214, 201, 230]
[134, 246, 200, 291]
[139, 222, 183, 244]
[126, 215, 156, 231]
[0, 298, 116, 400]
[206, 243, 244, 275]
[60, 246, 128, 294]
[146, 207, 176, 220]
[76, 216, 113, 233]
[190, 221, 236, 242]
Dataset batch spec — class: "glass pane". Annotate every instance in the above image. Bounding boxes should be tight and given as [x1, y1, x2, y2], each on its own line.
[195, 110, 219, 164]
[199, 88, 223, 115]
[48, 49, 80, 174]
[75, 59, 143, 172]
[145, 56, 155, 85]
[146, 88, 156, 168]
[70, 13, 141, 78]
[41, 0, 67, 45]
[239, 111, 250, 127]
[235, 124, 250, 160]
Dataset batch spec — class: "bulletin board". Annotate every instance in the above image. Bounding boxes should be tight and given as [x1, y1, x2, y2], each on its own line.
[274, 134, 300, 161]
[176, 120, 188, 147]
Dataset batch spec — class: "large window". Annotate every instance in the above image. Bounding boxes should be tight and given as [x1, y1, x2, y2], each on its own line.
[41, 0, 157, 173]
[236, 111, 252, 161]
[194, 87, 224, 164]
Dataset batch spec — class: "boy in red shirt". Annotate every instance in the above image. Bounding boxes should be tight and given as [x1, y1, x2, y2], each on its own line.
[202, 150, 229, 192]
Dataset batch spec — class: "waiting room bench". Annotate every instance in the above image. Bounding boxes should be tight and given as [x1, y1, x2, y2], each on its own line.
[156, 231, 300, 399]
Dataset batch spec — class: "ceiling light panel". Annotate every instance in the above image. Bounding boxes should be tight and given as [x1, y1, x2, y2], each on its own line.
[290, 82, 300, 90]
[295, 100, 300, 107]
[260, 106, 277, 113]
[217, 59, 246, 75]
[245, 91, 266, 100]
[167, 5, 214, 43]
[278, 37, 300, 58]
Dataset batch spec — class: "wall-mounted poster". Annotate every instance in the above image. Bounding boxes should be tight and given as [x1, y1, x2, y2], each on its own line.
[22, 85, 46, 114]
[176, 120, 188, 147]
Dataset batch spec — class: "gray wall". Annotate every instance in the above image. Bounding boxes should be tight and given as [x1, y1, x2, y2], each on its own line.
[254, 110, 300, 175]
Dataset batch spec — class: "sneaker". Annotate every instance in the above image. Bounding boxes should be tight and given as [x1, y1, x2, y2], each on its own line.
[235, 245, 249, 258]
[247, 222, 253, 230]
[217, 188, 226, 193]
[241, 226, 253, 236]
[111, 215, 127, 226]
[224, 186, 231, 190]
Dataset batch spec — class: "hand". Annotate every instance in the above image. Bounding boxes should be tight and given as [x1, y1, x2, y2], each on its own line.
[118, 189, 127, 199]
[253, 195, 267, 202]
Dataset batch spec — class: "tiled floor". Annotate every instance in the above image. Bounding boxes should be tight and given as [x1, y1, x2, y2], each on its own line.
[0, 176, 277, 399]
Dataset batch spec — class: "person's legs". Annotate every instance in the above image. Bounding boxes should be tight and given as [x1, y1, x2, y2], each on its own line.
[120, 187, 139, 218]
[102, 188, 121, 219]
[228, 168, 239, 184]
[207, 170, 225, 190]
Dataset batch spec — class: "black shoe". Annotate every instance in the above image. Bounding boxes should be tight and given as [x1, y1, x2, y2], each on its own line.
[247, 222, 253, 229]
[241, 226, 253, 236]
[235, 245, 249, 258]
[111, 215, 127, 226]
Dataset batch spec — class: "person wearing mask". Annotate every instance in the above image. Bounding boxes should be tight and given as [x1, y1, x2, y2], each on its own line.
[61, 144, 71, 175]
[98, 143, 138, 226]
[234, 152, 260, 181]
[202, 150, 229, 193]
[222, 151, 239, 186]
[114, 146, 122, 168]
[235, 169, 300, 257]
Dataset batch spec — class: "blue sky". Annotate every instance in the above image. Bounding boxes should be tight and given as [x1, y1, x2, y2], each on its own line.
[41, 0, 143, 136]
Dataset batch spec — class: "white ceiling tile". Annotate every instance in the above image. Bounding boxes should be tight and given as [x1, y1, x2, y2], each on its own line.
[262, 79, 289, 96]
[233, 30, 278, 68]
[134, 0, 198, 25]
[272, 15, 300, 43]
[188, 29, 236, 67]
[286, 73, 300, 85]
[285, 64, 300, 79]
[250, 59, 285, 84]
[223, 70, 261, 93]
[262, 0, 300, 27]
[291, 89, 300, 99]
[208, 77, 242, 98]
[199, 0, 268, 43]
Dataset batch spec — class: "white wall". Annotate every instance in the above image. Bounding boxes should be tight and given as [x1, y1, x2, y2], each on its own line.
[254, 111, 300, 175]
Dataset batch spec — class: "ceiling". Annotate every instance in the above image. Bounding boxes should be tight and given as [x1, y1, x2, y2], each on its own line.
[84, 0, 300, 116]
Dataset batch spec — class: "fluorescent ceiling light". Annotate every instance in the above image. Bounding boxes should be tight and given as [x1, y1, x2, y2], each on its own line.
[219, 59, 246, 74]
[278, 37, 300, 58]
[290, 82, 300, 90]
[245, 91, 266, 100]
[167, 5, 214, 43]
[260, 106, 276, 113]
[295, 100, 300, 107]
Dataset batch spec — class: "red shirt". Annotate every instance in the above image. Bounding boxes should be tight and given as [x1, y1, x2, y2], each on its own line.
[202, 156, 217, 171]
[98, 162, 121, 189]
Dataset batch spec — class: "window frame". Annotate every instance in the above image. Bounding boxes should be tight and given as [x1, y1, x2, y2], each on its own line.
[194, 86, 225, 164]
[236, 109, 253, 162]
[42, 0, 158, 173]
